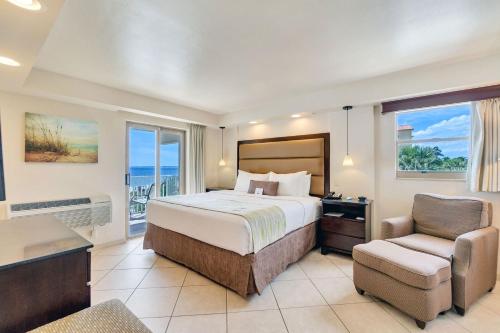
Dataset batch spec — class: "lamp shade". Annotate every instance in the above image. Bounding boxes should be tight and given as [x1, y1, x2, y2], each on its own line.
[342, 154, 354, 167]
[218, 158, 226, 167]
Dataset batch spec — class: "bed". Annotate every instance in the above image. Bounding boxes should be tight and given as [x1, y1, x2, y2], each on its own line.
[143, 133, 330, 296]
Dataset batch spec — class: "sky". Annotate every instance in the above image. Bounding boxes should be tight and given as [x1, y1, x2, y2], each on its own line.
[129, 128, 180, 167]
[397, 103, 471, 158]
[26, 112, 98, 145]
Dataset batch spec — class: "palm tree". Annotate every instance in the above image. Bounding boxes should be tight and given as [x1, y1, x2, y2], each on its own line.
[399, 145, 467, 171]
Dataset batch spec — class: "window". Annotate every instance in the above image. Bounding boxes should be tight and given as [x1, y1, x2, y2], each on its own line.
[395, 103, 471, 179]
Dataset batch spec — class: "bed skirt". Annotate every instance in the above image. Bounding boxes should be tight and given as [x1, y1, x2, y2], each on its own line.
[143, 221, 318, 297]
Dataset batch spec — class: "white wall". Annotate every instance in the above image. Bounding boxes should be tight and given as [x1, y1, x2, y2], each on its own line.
[0, 91, 219, 245]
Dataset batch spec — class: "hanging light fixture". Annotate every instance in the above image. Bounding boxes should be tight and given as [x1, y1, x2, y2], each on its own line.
[218, 126, 226, 167]
[342, 106, 354, 167]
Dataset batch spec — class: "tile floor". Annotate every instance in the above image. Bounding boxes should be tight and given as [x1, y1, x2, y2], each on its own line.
[90, 238, 500, 333]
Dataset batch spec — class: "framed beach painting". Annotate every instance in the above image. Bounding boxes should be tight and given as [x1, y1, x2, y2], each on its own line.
[25, 112, 98, 163]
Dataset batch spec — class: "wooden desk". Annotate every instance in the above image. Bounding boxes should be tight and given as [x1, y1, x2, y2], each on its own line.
[0, 215, 93, 333]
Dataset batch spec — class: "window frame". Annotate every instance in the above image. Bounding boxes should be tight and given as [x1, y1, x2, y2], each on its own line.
[394, 102, 472, 180]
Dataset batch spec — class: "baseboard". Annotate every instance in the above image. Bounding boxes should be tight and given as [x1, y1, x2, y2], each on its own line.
[90, 238, 126, 252]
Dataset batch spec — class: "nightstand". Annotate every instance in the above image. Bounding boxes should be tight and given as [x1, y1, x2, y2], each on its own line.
[206, 187, 233, 192]
[320, 198, 372, 255]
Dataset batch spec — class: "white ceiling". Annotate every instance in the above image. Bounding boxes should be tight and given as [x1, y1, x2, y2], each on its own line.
[0, 0, 64, 91]
[30, 0, 500, 115]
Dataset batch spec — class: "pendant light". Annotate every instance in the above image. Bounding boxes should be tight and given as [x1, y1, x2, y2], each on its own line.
[342, 106, 354, 167]
[218, 126, 226, 167]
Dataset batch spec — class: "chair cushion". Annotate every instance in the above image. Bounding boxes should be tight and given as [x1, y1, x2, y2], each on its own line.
[387, 233, 455, 262]
[413, 193, 488, 240]
[353, 240, 451, 290]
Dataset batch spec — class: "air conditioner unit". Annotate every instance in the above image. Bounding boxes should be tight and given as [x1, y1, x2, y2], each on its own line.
[9, 194, 112, 229]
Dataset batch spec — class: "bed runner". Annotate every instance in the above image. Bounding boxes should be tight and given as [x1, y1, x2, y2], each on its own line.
[153, 194, 286, 253]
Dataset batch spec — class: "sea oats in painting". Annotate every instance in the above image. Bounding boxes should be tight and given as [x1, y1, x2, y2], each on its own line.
[25, 112, 98, 163]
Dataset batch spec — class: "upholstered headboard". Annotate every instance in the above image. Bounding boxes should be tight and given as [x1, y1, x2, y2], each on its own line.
[237, 133, 330, 197]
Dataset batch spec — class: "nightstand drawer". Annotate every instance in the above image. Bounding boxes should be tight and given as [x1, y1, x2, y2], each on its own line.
[320, 217, 365, 238]
[322, 233, 365, 252]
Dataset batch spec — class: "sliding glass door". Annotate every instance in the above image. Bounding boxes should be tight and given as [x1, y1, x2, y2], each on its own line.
[159, 129, 183, 196]
[126, 123, 185, 237]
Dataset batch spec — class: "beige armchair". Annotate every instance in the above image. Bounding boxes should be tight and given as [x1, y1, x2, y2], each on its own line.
[381, 193, 498, 314]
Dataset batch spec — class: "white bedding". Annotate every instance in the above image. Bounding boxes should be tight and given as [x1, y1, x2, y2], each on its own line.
[147, 190, 321, 256]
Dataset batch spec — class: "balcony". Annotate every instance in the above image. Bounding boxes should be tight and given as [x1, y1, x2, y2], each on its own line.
[128, 175, 179, 236]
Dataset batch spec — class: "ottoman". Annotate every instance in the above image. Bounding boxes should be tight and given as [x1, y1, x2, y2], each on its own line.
[352, 240, 452, 329]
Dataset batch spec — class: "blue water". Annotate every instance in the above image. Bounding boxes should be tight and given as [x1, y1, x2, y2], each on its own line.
[69, 143, 98, 153]
[130, 166, 178, 187]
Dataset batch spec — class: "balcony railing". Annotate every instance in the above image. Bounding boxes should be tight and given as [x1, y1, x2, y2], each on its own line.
[129, 175, 179, 219]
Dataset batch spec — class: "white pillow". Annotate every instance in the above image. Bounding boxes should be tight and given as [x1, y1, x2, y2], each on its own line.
[234, 170, 269, 192]
[269, 171, 309, 197]
[303, 174, 312, 196]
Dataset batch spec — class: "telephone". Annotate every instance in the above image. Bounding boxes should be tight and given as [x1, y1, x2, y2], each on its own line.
[324, 192, 342, 200]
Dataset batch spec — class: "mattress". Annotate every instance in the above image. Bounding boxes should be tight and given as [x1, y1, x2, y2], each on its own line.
[147, 190, 321, 256]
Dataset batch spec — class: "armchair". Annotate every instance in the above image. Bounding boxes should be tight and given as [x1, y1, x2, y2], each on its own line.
[381, 193, 498, 314]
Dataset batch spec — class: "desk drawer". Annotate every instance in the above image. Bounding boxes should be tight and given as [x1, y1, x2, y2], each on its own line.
[320, 217, 365, 238]
[322, 233, 365, 252]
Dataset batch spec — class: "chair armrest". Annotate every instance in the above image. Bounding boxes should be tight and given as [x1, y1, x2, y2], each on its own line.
[453, 226, 498, 274]
[453, 226, 499, 309]
[380, 215, 414, 239]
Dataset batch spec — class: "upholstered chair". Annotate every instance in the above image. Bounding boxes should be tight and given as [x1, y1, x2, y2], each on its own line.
[381, 193, 498, 315]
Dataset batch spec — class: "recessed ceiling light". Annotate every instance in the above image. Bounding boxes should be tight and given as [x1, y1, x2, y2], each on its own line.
[249, 121, 258, 124]
[0, 56, 21, 67]
[291, 114, 301, 118]
[6, 0, 42, 11]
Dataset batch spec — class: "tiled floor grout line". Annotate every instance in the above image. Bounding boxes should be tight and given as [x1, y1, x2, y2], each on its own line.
[373, 301, 412, 333]
[121, 246, 155, 305]
[137, 307, 288, 319]
[305, 263, 352, 333]
[443, 312, 473, 333]
[164, 266, 189, 333]
[225, 288, 228, 333]
[91, 243, 141, 288]
[92, 241, 155, 300]
[446, 307, 480, 333]
[90, 268, 112, 287]
[326, 305, 352, 333]
[269, 281, 290, 333]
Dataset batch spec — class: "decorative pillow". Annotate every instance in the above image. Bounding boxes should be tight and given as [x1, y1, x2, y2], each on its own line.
[234, 170, 269, 192]
[269, 171, 308, 197]
[248, 180, 279, 196]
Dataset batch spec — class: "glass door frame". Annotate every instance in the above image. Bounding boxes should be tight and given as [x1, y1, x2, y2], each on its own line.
[125, 121, 186, 238]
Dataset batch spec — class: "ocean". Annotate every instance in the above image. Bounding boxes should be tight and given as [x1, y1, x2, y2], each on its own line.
[130, 166, 179, 187]
[69, 143, 98, 153]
